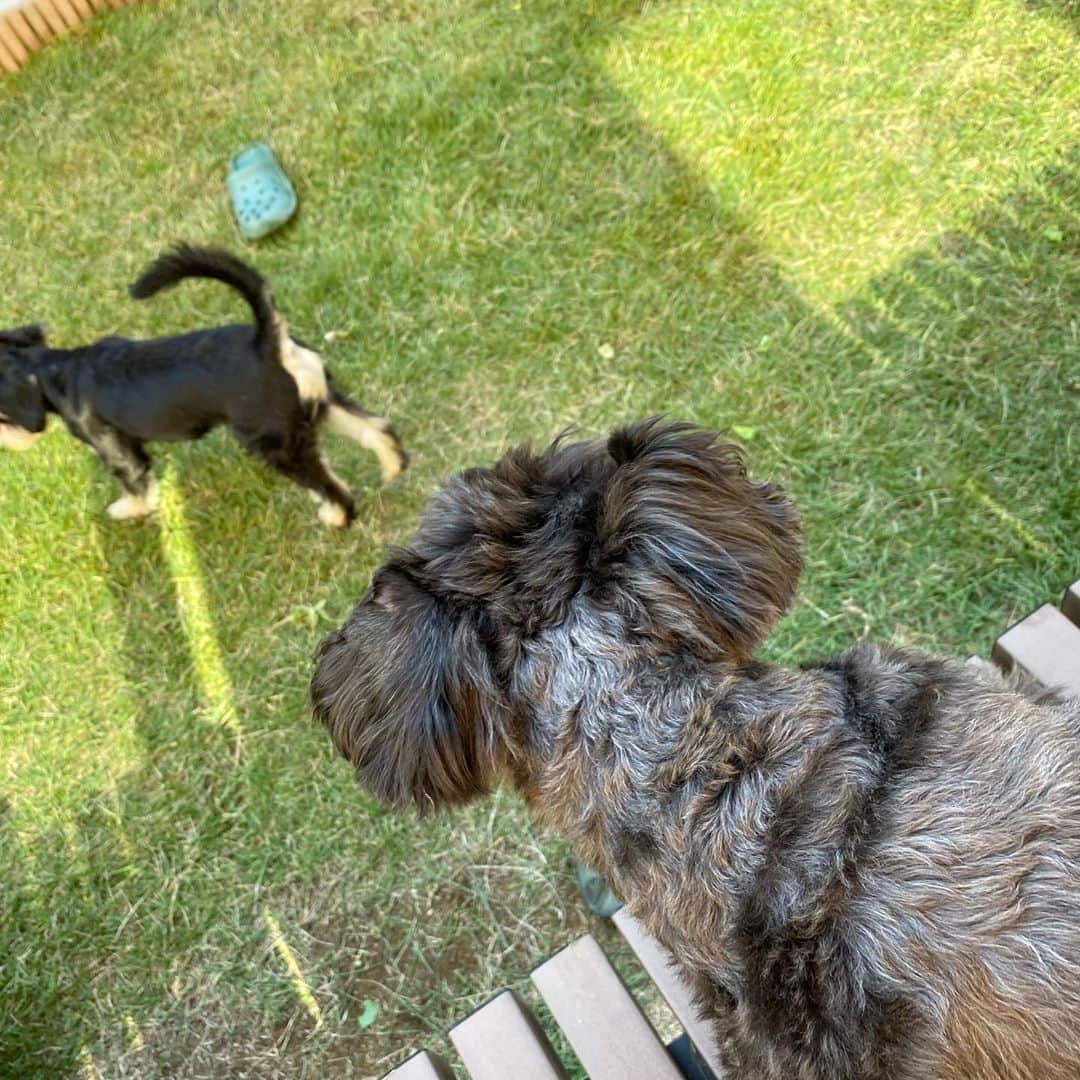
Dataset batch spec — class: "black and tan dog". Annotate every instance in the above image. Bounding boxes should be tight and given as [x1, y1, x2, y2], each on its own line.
[312, 419, 1080, 1079]
[0, 246, 406, 525]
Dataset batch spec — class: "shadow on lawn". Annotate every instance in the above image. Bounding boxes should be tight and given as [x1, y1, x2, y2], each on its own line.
[773, 146, 1079, 659]
[1, 1, 1076, 1076]
[1029, 0, 1080, 33]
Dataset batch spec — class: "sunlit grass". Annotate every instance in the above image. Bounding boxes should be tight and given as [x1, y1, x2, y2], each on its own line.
[157, 465, 243, 748]
[263, 909, 325, 1030]
[603, 0, 1080, 302]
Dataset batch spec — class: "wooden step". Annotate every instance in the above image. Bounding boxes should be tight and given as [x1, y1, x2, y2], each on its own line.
[532, 934, 682, 1080]
[382, 1049, 455, 1080]
[613, 909, 725, 1077]
[1062, 580, 1080, 628]
[449, 989, 566, 1080]
[992, 603, 1080, 697]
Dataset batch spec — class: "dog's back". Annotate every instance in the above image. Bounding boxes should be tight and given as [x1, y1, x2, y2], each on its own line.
[600, 648, 1080, 1079]
[128, 245, 329, 416]
[54, 326, 296, 442]
[51, 246, 317, 441]
[529, 641, 1080, 1079]
[864, 660, 1080, 1079]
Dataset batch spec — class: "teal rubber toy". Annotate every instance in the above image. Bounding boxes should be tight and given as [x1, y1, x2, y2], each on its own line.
[574, 861, 623, 918]
[226, 143, 297, 241]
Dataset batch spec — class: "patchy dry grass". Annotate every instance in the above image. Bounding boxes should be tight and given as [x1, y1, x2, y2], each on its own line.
[0, 0, 1077, 1076]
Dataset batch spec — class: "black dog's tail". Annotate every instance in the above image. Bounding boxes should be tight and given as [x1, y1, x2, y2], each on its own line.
[129, 245, 286, 362]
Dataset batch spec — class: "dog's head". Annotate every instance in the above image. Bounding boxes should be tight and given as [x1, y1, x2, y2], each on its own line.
[311, 419, 802, 811]
[0, 325, 49, 451]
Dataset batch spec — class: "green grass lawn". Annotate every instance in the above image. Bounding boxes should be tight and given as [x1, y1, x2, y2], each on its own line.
[1, 0, 1077, 1076]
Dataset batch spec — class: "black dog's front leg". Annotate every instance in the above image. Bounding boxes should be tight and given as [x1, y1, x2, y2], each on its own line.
[81, 423, 157, 520]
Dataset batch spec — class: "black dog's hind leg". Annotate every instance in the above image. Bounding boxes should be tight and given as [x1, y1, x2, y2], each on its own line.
[245, 426, 356, 528]
[323, 386, 408, 484]
[84, 426, 157, 520]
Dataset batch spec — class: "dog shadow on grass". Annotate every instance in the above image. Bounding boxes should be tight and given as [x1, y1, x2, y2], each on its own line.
[1, 2, 1077, 1077]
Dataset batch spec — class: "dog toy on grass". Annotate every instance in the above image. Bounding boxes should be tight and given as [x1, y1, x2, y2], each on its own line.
[226, 142, 297, 241]
[574, 862, 622, 918]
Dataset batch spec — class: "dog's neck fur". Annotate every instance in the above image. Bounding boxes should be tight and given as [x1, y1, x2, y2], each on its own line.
[508, 601, 943, 982]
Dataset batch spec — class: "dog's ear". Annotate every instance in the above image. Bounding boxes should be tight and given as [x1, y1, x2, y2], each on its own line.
[0, 324, 47, 348]
[0, 363, 47, 434]
[310, 568, 504, 812]
[593, 418, 802, 659]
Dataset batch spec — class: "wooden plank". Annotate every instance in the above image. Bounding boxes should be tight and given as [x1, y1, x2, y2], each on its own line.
[21, 3, 58, 42]
[992, 603, 1080, 697]
[382, 1049, 455, 1080]
[532, 935, 681, 1080]
[0, 19, 30, 66]
[7, 9, 44, 51]
[0, 33, 22, 73]
[613, 909, 725, 1077]
[450, 990, 567, 1080]
[34, 0, 73, 36]
[69, 0, 94, 20]
[1062, 580, 1080, 628]
[51, 0, 83, 29]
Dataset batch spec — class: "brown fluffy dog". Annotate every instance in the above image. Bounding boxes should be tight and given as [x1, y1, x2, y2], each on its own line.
[311, 419, 1080, 1079]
